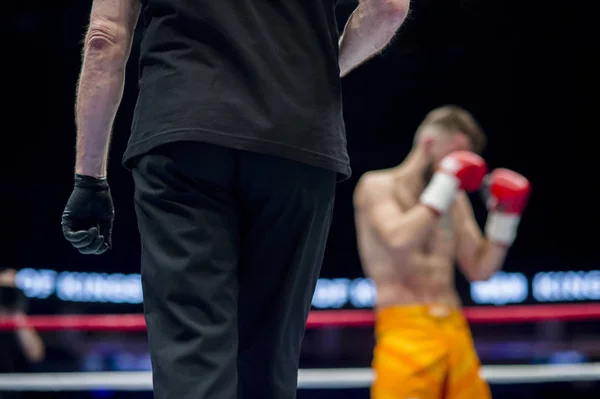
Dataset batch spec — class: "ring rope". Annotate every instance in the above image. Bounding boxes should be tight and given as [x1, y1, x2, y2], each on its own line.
[1, 304, 600, 331]
[0, 364, 599, 391]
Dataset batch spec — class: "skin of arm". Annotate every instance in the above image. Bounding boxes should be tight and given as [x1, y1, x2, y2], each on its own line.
[14, 313, 46, 363]
[75, 0, 141, 178]
[338, 0, 410, 77]
[453, 191, 508, 282]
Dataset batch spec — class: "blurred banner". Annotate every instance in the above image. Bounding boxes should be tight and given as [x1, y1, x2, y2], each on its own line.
[13, 267, 600, 311]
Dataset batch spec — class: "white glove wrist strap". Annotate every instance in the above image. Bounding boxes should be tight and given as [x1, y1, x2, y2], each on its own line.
[485, 212, 520, 246]
[419, 173, 459, 214]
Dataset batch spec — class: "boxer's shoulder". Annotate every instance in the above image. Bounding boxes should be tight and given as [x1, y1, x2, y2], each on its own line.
[354, 170, 397, 206]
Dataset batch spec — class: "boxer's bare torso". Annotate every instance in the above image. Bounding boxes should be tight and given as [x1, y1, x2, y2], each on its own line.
[355, 168, 466, 308]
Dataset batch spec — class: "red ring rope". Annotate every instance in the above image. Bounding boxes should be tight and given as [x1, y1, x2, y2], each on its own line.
[0, 303, 599, 331]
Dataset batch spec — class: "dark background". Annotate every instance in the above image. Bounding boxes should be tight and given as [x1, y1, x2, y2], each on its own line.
[1, 0, 599, 398]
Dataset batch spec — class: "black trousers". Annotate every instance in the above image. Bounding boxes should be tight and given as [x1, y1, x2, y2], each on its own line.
[131, 142, 336, 399]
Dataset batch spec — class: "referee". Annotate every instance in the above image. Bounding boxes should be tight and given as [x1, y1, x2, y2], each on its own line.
[61, 0, 409, 398]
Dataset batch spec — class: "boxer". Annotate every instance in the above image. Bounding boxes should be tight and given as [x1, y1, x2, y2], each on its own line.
[353, 105, 530, 399]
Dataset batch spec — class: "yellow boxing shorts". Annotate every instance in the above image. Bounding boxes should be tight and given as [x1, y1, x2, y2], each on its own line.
[371, 305, 491, 399]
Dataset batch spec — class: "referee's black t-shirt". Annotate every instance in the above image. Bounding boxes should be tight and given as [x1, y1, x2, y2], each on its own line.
[124, 0, 350, 178]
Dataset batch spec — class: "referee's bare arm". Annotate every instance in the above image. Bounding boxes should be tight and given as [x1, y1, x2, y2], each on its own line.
[75, 0, 141, 178]
[338, 0, 410, 77]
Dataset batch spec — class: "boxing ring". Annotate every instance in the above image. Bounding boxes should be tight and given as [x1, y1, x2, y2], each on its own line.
[1, 304, 599, 393]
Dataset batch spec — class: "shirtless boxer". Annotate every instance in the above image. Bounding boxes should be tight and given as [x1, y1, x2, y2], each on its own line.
[353, 105, 531, 399]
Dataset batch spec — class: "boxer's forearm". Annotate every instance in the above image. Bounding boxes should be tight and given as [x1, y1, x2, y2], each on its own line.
[75, 34, 129, 178]
[461, 239, 508, 282]
[453, 191, 508, 281]
[338, 0, 409, 77]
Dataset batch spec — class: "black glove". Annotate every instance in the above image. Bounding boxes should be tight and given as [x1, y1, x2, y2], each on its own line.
[61, 174, 114, 255]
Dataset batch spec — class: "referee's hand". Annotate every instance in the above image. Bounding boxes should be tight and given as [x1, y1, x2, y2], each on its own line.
[61, 174, 114, 255]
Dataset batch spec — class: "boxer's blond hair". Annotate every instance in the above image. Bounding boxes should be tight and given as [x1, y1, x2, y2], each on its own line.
[416, 105, 486, 154]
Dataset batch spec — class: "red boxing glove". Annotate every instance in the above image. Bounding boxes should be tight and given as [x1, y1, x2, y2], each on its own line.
[420, 151, 487, 215]
[484, 168, 531, 246]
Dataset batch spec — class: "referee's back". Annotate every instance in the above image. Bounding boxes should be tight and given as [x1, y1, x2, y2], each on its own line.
[125, 0, 350, 178]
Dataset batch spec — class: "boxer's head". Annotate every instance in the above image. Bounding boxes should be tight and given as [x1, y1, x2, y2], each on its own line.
[414, 105, 486, 181]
